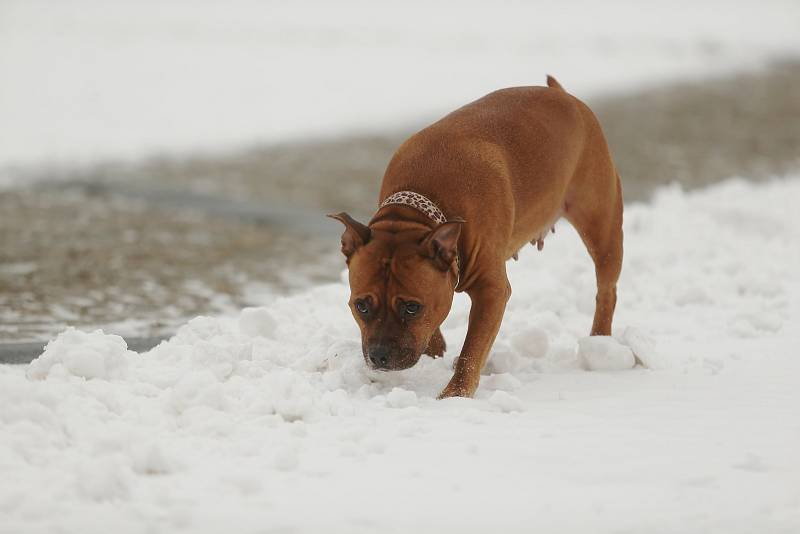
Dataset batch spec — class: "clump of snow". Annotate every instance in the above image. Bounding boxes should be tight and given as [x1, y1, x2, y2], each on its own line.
[386, 387, 418, 409]
[26, 327, 136, 380]
[169, 370, 227, 413]
[481, 373, 523, 392]
[76, 457, 132, 501]
[130, 442, 176, 476]
[578, 336, 636, 371]
[238, 307, 277, 338]
[273, 445, 300, 472]
[621, 326, 665, 369]
[488, 390, 525, 413]
[484, 347, 522, 374]
[511, 326, 550, 359]
[2, 178, 800, 532]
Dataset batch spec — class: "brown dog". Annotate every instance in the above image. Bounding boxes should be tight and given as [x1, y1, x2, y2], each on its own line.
[330, 76, 623, 398]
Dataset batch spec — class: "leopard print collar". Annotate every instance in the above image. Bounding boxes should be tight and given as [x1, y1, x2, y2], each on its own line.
[380, 190, 448, 225]
[379, 190, 460, 287]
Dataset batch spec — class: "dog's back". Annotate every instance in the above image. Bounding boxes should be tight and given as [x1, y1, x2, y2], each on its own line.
[381, 77, 603, 253]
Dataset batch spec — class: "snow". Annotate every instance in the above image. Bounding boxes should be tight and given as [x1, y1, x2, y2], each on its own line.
[577, 336, 636, 371]
[622, 325, 667, 370]
[1, 0, 799, 171]
[487, 390, 526, 413]
[237, 307, 278, 338]
[1, 176, 799, 532]
[25, 327, 136, 381]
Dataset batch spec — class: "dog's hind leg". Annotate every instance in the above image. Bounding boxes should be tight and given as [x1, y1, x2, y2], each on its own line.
[565, 171, 624, 336]
[424, 327, 446, 358]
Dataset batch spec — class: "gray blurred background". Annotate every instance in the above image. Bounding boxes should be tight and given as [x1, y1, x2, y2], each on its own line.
[1, 1, 799, 343]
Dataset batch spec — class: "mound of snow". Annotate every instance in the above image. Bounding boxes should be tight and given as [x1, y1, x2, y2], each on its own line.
[26, 327, 136, 380]
[238, 307, 277, 338]
[621, 326, 665, 369]
[488, 390, 525, 413]
[577, 336, 636, 371]
[510, 326, 550, 359]
[2, 178, 800, 533]
[386, 387, 419, 409]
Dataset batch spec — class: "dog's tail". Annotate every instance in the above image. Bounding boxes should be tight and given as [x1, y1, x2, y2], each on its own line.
[546, 75, 565, 91]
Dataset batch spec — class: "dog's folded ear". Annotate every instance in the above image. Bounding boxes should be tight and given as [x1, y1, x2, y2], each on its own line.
[420, 218, 465, 271]
[327, 212, 371, 259]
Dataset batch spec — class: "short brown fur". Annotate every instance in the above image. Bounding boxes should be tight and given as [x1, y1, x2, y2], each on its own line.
[330, 76, 623, 398]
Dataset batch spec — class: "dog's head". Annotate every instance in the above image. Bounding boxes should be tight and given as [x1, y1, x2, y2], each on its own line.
[329, 212, 462, 370]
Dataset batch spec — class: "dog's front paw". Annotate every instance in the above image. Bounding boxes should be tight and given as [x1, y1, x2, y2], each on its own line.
[437, 376, 477, 399]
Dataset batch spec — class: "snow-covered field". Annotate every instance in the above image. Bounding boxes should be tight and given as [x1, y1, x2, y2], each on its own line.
[1, 0, 800, 171]
[2, 177, 798, 533]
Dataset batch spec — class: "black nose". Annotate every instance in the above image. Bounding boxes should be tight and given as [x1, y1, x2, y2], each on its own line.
[369, 346, 390, 368]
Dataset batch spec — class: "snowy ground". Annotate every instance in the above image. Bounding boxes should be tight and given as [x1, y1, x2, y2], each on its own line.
[2, 0, 800, 171]
[1, 177, 798, 533]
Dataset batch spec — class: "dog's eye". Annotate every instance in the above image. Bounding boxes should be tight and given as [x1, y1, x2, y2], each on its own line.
[404, 301, 421, 316]
[355, 300, 369, 314]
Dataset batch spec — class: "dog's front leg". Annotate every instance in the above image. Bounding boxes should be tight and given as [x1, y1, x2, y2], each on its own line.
[439, 276, 511, 398]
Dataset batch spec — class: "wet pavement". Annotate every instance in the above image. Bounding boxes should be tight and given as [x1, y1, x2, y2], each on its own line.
[1, 60, 798, 343]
